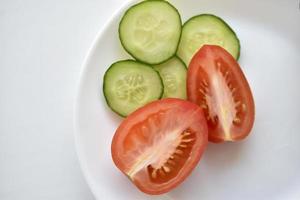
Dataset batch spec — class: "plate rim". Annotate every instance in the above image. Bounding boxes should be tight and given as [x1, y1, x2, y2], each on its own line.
[73, 0, 135, 198]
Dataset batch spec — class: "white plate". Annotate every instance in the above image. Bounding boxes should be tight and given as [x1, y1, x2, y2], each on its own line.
[74, 0, 300, 199]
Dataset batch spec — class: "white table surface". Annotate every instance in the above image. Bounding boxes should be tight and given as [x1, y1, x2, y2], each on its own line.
[0, 0, 125, 199]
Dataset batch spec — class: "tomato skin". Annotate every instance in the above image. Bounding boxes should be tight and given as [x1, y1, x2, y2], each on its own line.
[187, 45, 255, 143]
[111, 98, 208, 195]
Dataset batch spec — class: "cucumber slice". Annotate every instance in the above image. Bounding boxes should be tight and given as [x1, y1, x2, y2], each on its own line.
[177, 14, 240, 66]
[154, 57, 187, 99]
[119, 0, 182, 65]
[103, 60, 163, 117]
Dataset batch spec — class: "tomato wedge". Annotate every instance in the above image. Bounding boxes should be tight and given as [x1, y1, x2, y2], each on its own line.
[187, 45, 255, 143]
[111, 98, 208, 195]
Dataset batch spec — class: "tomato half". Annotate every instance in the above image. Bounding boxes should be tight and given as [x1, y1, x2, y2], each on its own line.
[111, 98, 208, 195]
[187, 45, 255, 143]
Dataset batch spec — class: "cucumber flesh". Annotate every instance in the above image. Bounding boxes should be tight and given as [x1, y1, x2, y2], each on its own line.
[119, 0, 182, 65]
[154, 57, 187, 99]
[103, 60, 163, 117]
[177, 14, 240, 66]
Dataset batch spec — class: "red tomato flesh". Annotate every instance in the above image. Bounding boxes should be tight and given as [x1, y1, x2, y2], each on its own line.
[187, 45, 255, 143]
[111, 98, 208, 195]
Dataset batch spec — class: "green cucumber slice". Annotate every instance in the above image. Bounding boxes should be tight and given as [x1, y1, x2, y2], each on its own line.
[177, 14, 240, 66]
[119, 0, 182, 65]
[103, 60, 163, 117]
[154, 57, 187, 99]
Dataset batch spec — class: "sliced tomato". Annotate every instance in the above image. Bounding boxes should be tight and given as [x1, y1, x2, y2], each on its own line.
[111, 98, 208, 195]
[187, 45, 255, 143]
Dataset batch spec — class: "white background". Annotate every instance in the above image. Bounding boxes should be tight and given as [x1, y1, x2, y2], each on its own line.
[0, 0, 124, 199]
